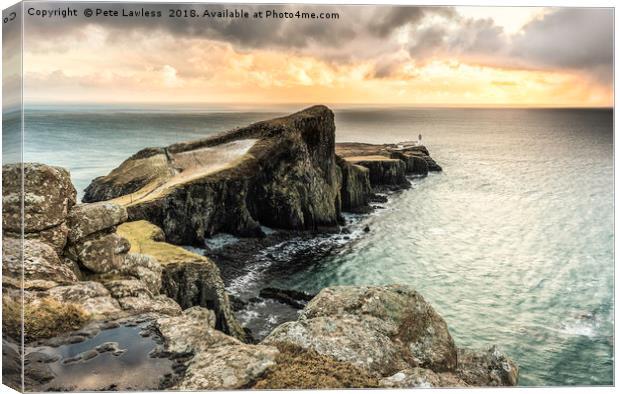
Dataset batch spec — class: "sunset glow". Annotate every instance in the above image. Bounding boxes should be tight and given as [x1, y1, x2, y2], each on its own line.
[18, 5, 613, 107]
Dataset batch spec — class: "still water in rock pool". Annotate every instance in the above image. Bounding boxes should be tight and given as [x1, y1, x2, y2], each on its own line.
[13, 105, 614, 386]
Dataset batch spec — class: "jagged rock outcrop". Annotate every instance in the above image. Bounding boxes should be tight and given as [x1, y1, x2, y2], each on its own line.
[1, 163, 186, 346]
[83, 106, 343, 245]
[262, 285, 517, 387]
[117, 220, 246, 341]
[336, 142, 442, 177]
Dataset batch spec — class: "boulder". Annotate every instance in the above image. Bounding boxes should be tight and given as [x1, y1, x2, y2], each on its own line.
[3, 237, 78, 284]
[155, 307, 279, 390]
[66, 202, 128, 243]
[83, 106, 343, 244]
[263, 285, 457, 375]
[263, 314, 406, 375]
[117, 220, 245, 341]
[8, 222, 71, 254]
[456, 346, 518, 386]
[379, 367, 467, 388]
[177, 344, 279, 390]
[103, 279, 152, 299]
[110, 253, 162, 294]
[2, 163, 76, 233]
[100, 277, 181, 316]
[116, 294, 182, 316]
[46, 281, 122, 318]
[156, 306, 235, 353]
[66, 232, 131, 273]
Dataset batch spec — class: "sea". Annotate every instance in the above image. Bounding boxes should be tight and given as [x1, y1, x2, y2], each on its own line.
[3, 105, 614, 386]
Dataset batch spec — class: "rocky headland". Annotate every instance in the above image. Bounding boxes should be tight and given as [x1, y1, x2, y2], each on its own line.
[2, 106, 517, 391]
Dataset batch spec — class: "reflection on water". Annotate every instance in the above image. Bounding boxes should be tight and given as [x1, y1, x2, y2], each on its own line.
[28, 320, 173, 391]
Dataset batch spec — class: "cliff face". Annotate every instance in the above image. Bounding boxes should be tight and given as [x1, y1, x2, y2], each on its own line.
[83, 106, 343, 245]
[82, 106, 442, 245]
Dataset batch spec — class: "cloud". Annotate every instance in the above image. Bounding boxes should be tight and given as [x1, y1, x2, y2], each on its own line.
[21, 4, 613, 101]
[511, 8, 613, 82]
[23, 4, 453, 60]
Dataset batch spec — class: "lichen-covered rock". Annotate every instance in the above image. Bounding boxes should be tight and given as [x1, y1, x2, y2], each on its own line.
[67, 202, 128, 243]
[162, 261, 245, 341]
[2, 163, 76, 233]
[298, 285, 458, 372]
[177, 344, 279, 390]
[67, 232, 130, 273]
[84, 106, 343, 244]
[117, 294, 181, 316]
[99, 276, 181, 316]
[46, 281, 122, 317]
[456, 346, 518, 386]
[379, 367, 467, 388]
[95, 253, 162, 295]
[2, 237, 78, 284]
[103, 279, 152, 299]
[337, 156, 372, 213]
[9, 222, 71, 253]
[263, 314, 405, 375]
[155, 307, 278, 390]
[156, 307, 234, 353]
[264, 285, 517, 387]
[118, 220, 245, 341]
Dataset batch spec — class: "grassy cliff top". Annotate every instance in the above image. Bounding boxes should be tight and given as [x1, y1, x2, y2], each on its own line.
[117, 220, 207, 265]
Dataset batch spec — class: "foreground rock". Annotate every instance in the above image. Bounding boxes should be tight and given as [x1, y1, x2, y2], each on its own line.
[117, 220, 245, 341]
[2, 163, 77, 252]
[263, 285, 518, 387]
[155, 307, 278, 390]
[2, 164, 183, 349]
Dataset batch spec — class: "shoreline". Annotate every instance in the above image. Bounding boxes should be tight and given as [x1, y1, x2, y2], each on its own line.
[2, 106, 522, 390]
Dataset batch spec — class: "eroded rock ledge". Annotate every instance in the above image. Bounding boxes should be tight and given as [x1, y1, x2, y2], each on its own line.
[151, 285, 517, 389]
[82, 106, 442, 244]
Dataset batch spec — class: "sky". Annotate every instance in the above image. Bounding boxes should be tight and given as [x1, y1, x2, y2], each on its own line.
[11, 4, 615, 107]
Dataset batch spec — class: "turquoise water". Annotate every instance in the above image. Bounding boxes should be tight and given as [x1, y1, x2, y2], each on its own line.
[7, 106, 614, 386]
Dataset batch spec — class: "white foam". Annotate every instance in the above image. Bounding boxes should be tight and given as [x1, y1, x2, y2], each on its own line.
[204, 233, 241, 250]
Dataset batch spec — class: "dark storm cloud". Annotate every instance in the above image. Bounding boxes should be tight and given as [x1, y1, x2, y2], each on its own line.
[368, 6, 455, 38]
[396, 8, 612, 83]
[511, 8, 613, 82]
[22, 3, 613, 84]
[23, 3, 448, 53]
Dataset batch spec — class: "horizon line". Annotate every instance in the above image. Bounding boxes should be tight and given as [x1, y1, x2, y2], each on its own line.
[12, 101, 615, 111]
